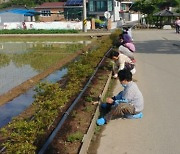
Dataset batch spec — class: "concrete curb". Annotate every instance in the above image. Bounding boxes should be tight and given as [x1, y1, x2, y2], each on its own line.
[79, 72, 112, 154]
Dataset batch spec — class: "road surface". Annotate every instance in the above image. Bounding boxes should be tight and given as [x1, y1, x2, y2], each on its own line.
[96, 29, 180, 154]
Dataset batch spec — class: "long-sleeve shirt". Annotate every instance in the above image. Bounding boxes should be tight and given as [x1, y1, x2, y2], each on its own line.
[114, 53, 134, 71]
[122, 33, 133, 43]
[175, 19, 180, 26]
[114, 81, 144, 112]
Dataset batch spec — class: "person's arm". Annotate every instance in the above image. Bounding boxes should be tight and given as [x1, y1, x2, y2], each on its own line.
[106, 91, 128, 106]
[114, 91, 128, 104]
[118, 55, 125, 71]
[112, 61, 118, 78]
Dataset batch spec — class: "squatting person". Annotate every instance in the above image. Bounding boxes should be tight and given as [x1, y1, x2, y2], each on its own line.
[97, 69, 144, 126]
[110, 50, 136, 78]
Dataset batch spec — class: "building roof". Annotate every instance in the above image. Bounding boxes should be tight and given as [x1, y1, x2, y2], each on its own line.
[35, 2, 65, 9]
[65, 0, 83, 6]
[153, 9, 180, 17]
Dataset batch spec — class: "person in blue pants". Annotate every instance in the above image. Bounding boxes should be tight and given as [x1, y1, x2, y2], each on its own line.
[97, 69, 144, 126]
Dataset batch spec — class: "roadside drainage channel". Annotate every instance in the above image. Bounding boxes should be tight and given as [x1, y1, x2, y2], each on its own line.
[0, 68, 67, 128]
[38, 47, 113, 154]
[79, 72, 112, 154]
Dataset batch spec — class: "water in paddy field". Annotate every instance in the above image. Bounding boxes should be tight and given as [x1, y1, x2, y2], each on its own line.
[0, 67, 67, 128]
[0, 39, 92, 128]
[0, 40, 91, 95]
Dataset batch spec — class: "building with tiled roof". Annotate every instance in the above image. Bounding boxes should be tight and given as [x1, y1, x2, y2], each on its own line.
[35, 2, 65, 22]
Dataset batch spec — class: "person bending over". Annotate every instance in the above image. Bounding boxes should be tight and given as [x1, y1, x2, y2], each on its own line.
[110, 50, 136, 78]
[116, 31, 135, 60]
[97, 69, 144, 126]
[118, 42, 135, 60]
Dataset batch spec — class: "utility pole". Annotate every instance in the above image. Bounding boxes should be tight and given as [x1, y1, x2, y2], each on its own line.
[113, 0, 116, 21]
[83, 0, 87, 32]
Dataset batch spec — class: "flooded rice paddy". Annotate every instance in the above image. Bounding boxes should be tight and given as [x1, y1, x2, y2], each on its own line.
[0, 37, 91, 95]
[0, 68, 67, 128]
[0, 37, 92, 128]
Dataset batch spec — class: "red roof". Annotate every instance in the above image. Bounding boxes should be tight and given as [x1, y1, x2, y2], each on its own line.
[35, 2, 65, 9]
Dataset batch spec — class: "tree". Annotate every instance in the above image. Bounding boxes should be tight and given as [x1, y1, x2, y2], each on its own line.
[131, 0, 180, 27]
[131, 0, 156, 15]
[132, 0, 180, 13]
[156, 0, 179, 10]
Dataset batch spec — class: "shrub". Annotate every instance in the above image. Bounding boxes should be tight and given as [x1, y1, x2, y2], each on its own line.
[0, 34, 116, 153]
[0, 29, 79, 34]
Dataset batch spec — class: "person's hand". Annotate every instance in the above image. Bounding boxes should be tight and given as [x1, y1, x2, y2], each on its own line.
[113, 74, 118, 78]
[120, 39, 123, 42]
[106, 97, 114, 104]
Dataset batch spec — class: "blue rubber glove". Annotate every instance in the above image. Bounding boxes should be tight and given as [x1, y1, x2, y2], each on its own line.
[111, 101, 120, 107]
[111, 99, 128, 108]
[114, 98, 128, 104]
[126, 112, 143, 119]
[96, 118, 106, 126]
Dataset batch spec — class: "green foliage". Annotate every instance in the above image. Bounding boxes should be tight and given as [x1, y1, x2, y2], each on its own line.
[68, 62, 93, 79]
[131, 0, 180, 27]
[1, 120, 37, 153]
[67, 131, 84, 142]
[12, 43, 83, 71]
[131, 0, 156, 14]
[94, 126, 101, 134]
[109, 29, 122, 47]
[0, 29, 79, 34]
[85, 96, 93, 102]
[0, 2, 12, 9]
[71, 111, 78, 118]
[155, 0, 180, 9]
[0, 54, 10, 68]
[94, 19, 104, 24]
[84, 105, 94, 112]
[0, 33, 115, 153]
[131, 0, 180, 14]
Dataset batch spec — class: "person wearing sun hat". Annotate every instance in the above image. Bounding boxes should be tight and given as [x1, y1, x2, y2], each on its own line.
[117, 30, 136, 60]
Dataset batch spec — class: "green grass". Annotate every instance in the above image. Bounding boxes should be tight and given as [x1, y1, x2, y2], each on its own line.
[67, 131, 84, 142]
[0, 36, 92, 42]
[0, 29, 79, 34]
[84, 105, 94, 112]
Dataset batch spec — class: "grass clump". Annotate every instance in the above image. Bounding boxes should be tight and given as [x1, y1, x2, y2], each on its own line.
[67, 131, 84, 143]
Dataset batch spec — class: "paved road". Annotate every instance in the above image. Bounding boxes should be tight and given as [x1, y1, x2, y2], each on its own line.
[96, 30, 180, 154]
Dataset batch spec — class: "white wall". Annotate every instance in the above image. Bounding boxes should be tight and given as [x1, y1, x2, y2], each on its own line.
[3, 21, 91, 30]
[130, 13, 139, 21]
[3, 22, 22, 29]
[2, 21, 124, 30]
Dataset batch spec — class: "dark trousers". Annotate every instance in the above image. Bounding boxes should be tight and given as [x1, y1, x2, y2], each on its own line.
[175, 25, 180, 33]
[104, 103, 136, 122]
